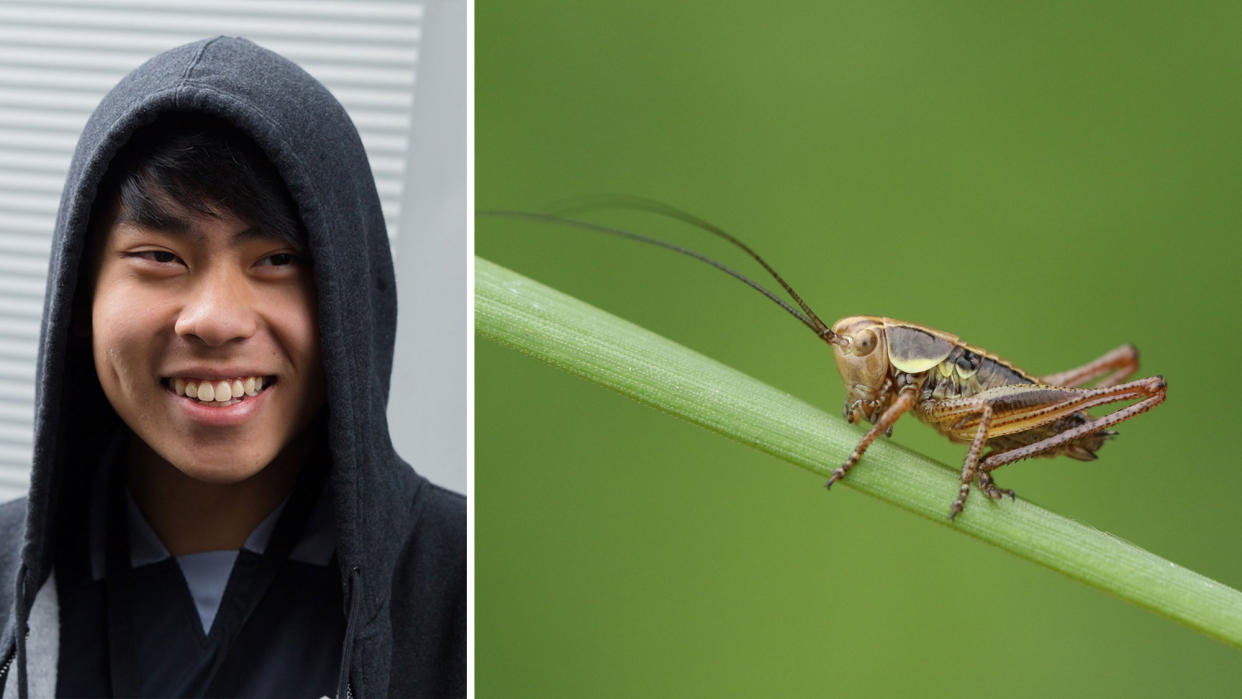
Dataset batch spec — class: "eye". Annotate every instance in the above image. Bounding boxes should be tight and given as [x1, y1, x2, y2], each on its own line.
[128, 250, 183, 265]
[853, 329, 878, 356]
[256, 252, 303, 268]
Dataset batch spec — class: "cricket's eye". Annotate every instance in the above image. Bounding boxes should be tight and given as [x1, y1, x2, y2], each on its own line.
[852, 329, 877, 356]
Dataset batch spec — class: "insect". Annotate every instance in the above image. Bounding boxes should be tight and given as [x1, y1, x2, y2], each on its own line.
[482, 198, 1167, 518]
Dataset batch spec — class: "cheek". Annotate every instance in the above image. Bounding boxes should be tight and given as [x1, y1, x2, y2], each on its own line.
[264, 285, 324, 387]
[275, 286, 318, 357]
[90, 277, 171, 385]
[860, 354, 889, 385]
[91, 282, 129, 381]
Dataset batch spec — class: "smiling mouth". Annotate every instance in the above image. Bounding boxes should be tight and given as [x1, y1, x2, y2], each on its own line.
[161, 376, 276, 406]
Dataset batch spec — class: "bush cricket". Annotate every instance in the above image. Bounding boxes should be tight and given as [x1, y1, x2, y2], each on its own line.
[481, 198, 1167, 518]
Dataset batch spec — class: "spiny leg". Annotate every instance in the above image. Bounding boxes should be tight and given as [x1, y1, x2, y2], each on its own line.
[980, 375, 1166, 474]
[1040, 344, 1139, 389]
[928, 375, 1165, 443]
[950, 403, 993, 519]
[826, 390, 916, 489]
[977, 470, 1014, 501]
[925, 374, 1166, 516]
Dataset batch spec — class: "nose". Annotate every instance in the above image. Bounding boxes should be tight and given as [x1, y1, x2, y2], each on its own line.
[174, 268, 258, 347]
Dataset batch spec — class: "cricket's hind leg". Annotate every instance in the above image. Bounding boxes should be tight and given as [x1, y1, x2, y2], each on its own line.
[978, 375, 1167, 477]
[1040, 344, 1139, 389]
[929, 374, 1166, 518]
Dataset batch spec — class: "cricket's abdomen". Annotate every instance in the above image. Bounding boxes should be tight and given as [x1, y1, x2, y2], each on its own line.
[906, 345, 1110, 461]
[985, 415, 1110, 461]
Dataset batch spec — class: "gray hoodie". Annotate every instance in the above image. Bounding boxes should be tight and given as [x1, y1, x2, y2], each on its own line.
[0, 37, 465, 697]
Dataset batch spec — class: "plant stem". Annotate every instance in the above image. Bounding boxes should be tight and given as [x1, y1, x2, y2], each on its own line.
[475, 256, 1242, 649]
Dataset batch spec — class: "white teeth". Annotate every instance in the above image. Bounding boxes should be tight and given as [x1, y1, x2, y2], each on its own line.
[170, 375, 269, 403]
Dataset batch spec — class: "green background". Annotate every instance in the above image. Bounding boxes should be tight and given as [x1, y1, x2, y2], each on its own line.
[476, 2, 1242, 696]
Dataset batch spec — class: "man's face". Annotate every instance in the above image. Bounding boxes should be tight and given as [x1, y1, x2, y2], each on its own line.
[91, 203, 325, 484]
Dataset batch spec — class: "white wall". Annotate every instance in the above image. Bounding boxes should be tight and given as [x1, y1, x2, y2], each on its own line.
[387, 0, 467, 494]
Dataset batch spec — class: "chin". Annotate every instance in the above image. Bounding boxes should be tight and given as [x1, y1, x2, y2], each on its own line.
[159, 448, 276, 485]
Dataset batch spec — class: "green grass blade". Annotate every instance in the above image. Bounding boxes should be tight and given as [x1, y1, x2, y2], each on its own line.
[475, 255, 1242, 649]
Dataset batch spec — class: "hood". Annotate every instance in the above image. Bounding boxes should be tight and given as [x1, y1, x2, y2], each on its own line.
[13, 36, 421, 694]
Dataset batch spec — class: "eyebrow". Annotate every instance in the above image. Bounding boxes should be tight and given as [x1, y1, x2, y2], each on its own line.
[117, 210, 301, 248]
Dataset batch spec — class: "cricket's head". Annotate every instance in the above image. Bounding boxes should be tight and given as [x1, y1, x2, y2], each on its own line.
[830, 316, 891, 424]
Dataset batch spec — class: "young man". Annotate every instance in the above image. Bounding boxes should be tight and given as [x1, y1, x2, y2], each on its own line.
[0, 38, 465, 696]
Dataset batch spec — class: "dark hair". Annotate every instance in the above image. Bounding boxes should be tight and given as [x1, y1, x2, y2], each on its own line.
[92, 113, 306, 250]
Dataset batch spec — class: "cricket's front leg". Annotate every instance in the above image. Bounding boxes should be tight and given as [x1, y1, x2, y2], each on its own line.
[826, 390, 916, 489]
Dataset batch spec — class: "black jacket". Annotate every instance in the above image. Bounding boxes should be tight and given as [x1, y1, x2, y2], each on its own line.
[0, 37, 465, 697]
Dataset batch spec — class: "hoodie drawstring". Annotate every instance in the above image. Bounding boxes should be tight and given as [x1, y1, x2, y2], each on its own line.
[335, 565, 362, 699]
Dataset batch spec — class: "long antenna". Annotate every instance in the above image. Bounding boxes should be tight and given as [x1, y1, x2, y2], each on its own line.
[478, 203, 843, 346]
[550, 195, 838, 341]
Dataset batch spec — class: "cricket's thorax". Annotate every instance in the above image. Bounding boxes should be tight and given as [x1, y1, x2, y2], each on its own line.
[913, 345, 1034, 404]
